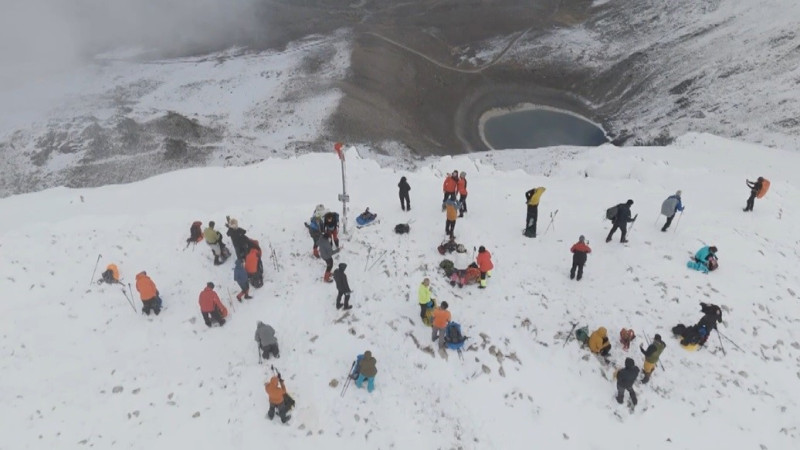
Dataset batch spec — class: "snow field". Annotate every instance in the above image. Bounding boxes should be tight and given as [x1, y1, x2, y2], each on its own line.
[1, 134, 799, 449]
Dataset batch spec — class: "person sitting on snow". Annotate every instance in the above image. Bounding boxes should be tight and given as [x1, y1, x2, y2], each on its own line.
[687, 245, 718, 273]
[589, 327, 612, 357]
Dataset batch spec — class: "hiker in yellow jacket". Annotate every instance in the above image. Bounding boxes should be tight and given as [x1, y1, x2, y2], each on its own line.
[418, 278, 435, 324]
[524, 186, 546, 238]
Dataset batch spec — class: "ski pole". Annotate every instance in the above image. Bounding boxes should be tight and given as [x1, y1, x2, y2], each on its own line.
[717, 330, 743, 352]
[89, 254, 102, 286]
[653, 213, 660, 227]
[367, 250, 388, 271]
[127, 283, 135, 305]
[120, 288, 137, 313]
[643, 332, 664, 371]
[628, 214, 639, 233]
[340, 361, 356, 397]
[716, 329, 727, 356]
[364, 246, 372, 272]
[544, 209, 559, 234]
[673, 211, 683, 233]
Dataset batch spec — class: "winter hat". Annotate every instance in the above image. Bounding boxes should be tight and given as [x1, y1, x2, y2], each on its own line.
[441, 301, 449, 310]
[579, 235, 585, 243]
[229, 218, 239, 229]
[675, 190, 682, 197]
[709, 246, 718, 253]
[207, 282, 215, 289]
[625, 357, 635, 368]
[478, 245, 486, 252]
[364, 350, 372, 358]
[460, 171, 466, 177]
[626, 199, 634, 206]
[339, 263, 347, 270]
[209, 220, 215, 228]
[654, 333, 662, 341]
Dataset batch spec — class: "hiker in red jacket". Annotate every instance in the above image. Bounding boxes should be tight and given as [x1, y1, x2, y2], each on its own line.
[570, 235, 591, 281]
[442, 170, 459, 210]
[198, 282, 227, 327]
[476, 246, 494, 289]
[457, 171, 468, 217]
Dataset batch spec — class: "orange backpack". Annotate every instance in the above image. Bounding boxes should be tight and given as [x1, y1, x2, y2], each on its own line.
[756, 179, 770, 198]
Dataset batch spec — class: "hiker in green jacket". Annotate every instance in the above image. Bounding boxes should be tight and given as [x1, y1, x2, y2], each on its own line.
[640, 334, 666, 383]
[418, 278, 435, 323]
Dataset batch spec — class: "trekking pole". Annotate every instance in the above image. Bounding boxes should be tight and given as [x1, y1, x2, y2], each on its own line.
[643, 332, 664, 372]
[653, 213, 660, 227]
[89, 254, 102, 286]
[364, 246, 372, 272]
[717, 330, 744, 352]
[673, 212, 683, 233]
[563, 322, 578, 347]
[257, 341, 263, 365]
[628, 214, 639, 233]
[716, 330, 727, 356]
[127, 283, 135, 304]
[120, 288, 137, 313]
[268, 239, 279, 272]
[367, 250, 388, 271]
[226, 287, 236, 312]
[544, 209, 559, 234]
[340, 361, 356, 397]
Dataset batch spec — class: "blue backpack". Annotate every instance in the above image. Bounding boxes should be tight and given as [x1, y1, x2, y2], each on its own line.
[444, 322, 467, 350]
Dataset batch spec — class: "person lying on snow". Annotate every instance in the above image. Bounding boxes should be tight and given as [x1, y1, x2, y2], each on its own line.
[438, 236, 466, 255]
[357, 208, 377, 223]
[687, 245, 718, 273]
[672, 302, 722, 347]
[449, 263, 482, 288]
[98, 263, 121, 284]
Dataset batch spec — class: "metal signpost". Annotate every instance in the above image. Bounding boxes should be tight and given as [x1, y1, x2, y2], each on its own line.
[334, 142, 349, 235]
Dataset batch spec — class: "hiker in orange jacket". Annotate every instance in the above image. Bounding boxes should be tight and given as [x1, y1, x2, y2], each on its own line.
[476, 246, 493, 288]
[442, 170, 459, 209]
[265, 375, 291, 423]
[198, 282, 227, 327]
[569, 235, 592, 281]
[431, 301, 451, 349]
[444, 200, 459, 238]
[135, 271, 162, 315]
[457, 171, 468, 217]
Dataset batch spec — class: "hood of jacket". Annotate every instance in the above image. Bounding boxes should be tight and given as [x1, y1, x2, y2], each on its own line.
[625, 357, 635, 369]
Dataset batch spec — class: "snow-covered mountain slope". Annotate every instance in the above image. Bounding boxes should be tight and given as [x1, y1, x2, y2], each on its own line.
[1, 133, 799, 449]
[0, 33, 350, 197]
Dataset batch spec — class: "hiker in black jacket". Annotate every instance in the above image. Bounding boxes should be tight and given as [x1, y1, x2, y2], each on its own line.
[606, 199, 637, 243]
[332, 263, 352, 310]
[743, 177, 764, 212]
[615, 357, 639, 406]
[225, 216, 250, 260]
[398, 176, 411, 211]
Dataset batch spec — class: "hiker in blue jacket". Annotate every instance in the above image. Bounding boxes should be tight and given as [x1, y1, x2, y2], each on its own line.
[233, 258, 251, 301]
[660, 190, 684, 232]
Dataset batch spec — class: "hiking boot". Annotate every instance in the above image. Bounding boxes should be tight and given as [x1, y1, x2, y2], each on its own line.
[661, 227, 668, 232]
[616, 395, 624, 404]
[281, 415, 291, 424]
[336, 303, 342, 310]
[343, 304, 353, 310]
[605, 237, 612, 243]
[576, 275, 582, 281]
[642, 373, 651, 384]
[570, 273, 575, 280]
[620, 239, 629, 243]
[478, 285, 486, 289]
[244, 295, 252, 299]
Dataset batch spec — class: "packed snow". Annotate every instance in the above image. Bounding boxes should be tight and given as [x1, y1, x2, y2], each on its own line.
[1, 133, 799, 449]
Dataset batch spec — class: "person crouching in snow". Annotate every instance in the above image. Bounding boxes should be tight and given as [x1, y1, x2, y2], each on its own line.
[589, 327, 611, 357]
[687, 245, 718, 273]
[255, 321, 279, 359]
[569, 235, 591, 280]
[614, 357, 639, 407]
[135, 271, 162, 316]
[355, 350, 377, 393]
[234, 259, 252, 302]
[198, 282, 227, 327]
[476, 246, 493, 289]
[619, 328, 635, 351]
[317, 232, 339, 283]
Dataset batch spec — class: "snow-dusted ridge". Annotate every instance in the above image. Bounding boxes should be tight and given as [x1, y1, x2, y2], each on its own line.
[1, 133, 799, 449]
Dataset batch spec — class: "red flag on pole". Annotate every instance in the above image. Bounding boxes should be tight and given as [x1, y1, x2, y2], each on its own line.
[334, 142, 344, 161]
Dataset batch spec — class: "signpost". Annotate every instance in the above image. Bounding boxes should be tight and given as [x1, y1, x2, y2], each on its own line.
[334, 142, 349, 235]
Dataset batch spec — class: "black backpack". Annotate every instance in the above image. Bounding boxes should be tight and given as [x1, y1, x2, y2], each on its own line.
[394, 223, 410, 234]
[605, 205, 619, 221]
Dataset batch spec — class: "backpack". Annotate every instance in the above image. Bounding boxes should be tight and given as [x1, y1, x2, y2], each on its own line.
[395, 223, 410, 234]
[575, 326, 590, 344]
[605, 205, 619, 221]
[439, 259, 455, 276]
[661, 197, 679, 216]
[187, 221, 203, 244]
[445, 322, 467, 348]
[757, 179, 770, 198]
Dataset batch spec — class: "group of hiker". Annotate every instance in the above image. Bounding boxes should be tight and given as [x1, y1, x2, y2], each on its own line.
[439, 170, 468, 238]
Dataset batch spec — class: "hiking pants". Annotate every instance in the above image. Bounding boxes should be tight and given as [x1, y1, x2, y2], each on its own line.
[336, 290, 351, 308]
[202, 310, 225, 327]
[355, 374, 375, 393]
[745, 192, 756, 211]
[260, 343, 279, 359]
[443, 192, 456, 204]
[432, 326, 446, 349]
[616, 386, 637, 406]
[142, 297, 161, 315]
[526, 204, 538, 232]
[400, 192, 410, 210]
[459, 194, 467, 215]
[324, 258, 333, 273]
[570, 262, 584, 280]
[420, 303, 428, 321]
[606, 223, 627, 242]
[662, 214, 675, 231]
[445, 220, 455, 238]
[268, 402, 289, 423]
